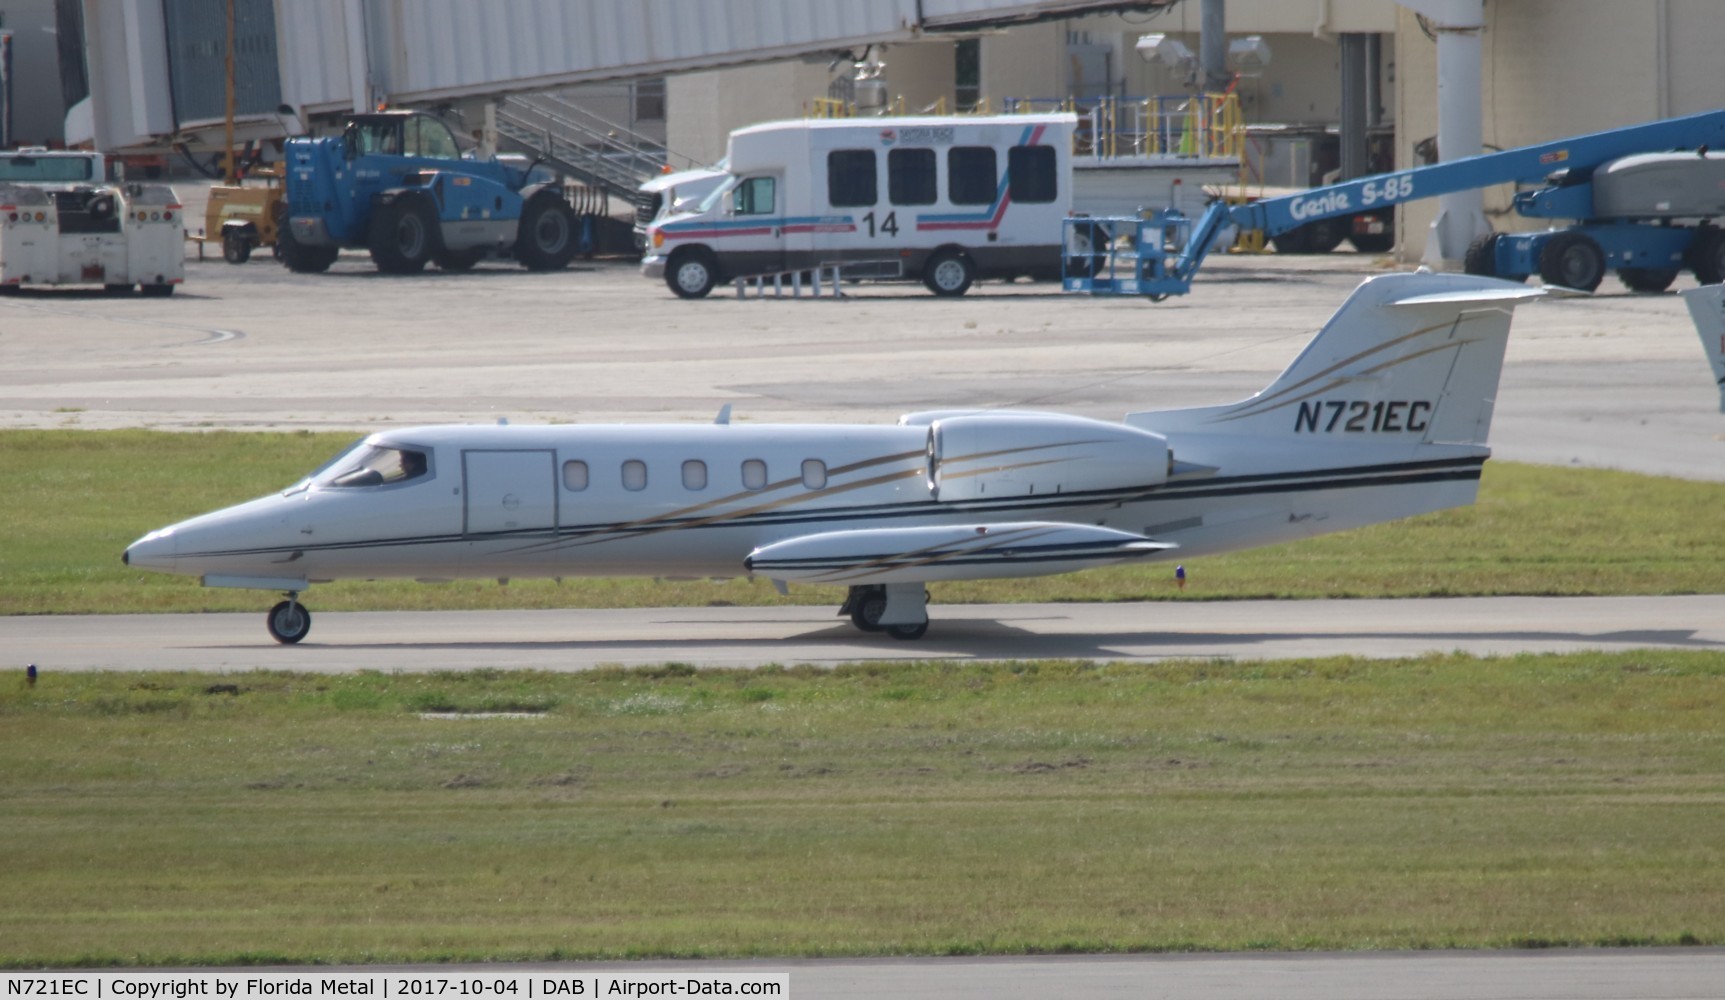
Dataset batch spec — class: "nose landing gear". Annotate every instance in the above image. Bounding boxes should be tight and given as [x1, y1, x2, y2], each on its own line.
[266, 593, 311, 644]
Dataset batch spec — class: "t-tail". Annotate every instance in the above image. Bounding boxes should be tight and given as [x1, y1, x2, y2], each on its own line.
[1125, 272, 1545, 555]
[1682, 283, 1725, 413]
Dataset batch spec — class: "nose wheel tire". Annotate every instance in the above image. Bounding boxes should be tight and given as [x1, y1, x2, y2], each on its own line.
[885, 622, 929, 641]
[267, 599, 311, 644]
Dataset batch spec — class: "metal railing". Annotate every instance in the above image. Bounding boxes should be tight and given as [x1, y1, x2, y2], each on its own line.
[493, 92, 701, 196]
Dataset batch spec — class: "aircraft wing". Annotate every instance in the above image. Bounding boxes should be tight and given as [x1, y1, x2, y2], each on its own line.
[744, 522, 1174, 585]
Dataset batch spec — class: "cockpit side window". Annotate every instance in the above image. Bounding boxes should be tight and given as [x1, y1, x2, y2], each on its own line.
[319, 445, 431, 488]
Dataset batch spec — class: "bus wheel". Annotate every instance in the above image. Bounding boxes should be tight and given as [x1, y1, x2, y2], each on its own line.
[666, 248, 718, 299]
[922, 250, 974, 296]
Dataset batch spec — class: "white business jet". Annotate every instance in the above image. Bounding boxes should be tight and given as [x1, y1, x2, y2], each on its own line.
[1683, 283, 1725, 412]
[125, 272, 1541, 644]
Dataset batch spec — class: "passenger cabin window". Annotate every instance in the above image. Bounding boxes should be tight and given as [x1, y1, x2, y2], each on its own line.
[801, 459, 828, 490]
[888, 148, 937, 206]
[741, 459, 768, 491]
[562, 460, 589, 491]
[948, 146, 998, 205]
[622, 460, 648, 491]
[1008, 145, 1057, 203]
[732, 176, 775, 216]
[827, 149, 877, 207]
[682, 460, 708, 491]
[321, 445, 429, 489]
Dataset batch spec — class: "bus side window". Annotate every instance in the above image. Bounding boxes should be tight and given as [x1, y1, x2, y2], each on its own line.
[1008, 145, 1057, 203]
[948, 146, 997, 205]
[827, 150, 877, 207]
[889, 148, 936, 205]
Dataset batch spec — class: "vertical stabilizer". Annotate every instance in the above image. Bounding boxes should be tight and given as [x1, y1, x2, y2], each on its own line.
[1130, 272, 1544, 445]
[1683, 284, 1725, 413]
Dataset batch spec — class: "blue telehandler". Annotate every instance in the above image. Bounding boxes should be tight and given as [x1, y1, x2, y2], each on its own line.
[1064, 108, 1725, 299]
[277, 110, 580, 275]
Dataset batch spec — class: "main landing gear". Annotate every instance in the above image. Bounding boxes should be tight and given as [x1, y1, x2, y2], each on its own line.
[839, 584, 930, 641]
[266, 592, 311, 644]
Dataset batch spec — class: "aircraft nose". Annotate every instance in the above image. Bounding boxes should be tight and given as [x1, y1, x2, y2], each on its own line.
[123, 526, 177, 572]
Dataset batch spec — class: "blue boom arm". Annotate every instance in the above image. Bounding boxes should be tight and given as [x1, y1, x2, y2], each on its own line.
[1169, 108, 1725, 285]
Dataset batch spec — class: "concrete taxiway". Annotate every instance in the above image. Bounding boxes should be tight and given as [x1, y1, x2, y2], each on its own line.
[7, 595, 1721, 671]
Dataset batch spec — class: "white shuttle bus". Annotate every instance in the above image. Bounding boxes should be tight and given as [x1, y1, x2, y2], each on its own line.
[642, 113, 1076, 298]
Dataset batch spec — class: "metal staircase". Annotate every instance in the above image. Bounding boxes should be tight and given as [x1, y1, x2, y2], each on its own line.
[493, 92, 700, 198]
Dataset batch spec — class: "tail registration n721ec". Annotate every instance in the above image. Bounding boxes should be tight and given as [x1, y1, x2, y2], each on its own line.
[1296, 400, 1435, 434]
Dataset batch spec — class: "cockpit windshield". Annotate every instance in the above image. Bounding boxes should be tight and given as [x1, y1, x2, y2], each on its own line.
[312, 443, 431, 489]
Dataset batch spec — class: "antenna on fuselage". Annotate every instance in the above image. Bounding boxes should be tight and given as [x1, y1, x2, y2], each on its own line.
[714, 404, 733, 425]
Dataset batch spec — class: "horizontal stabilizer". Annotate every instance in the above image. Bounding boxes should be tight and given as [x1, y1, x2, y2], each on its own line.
[745, 522, 1173, 585]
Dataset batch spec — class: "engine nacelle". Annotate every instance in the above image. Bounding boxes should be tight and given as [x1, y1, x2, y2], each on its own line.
[927, 414, 1169, 502]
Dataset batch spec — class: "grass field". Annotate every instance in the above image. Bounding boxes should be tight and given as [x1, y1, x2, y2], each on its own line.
[3, 429, 1724, 616]
[2, 655, 1722, 966]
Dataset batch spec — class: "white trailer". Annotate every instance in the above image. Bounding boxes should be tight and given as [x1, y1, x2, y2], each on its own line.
[642, 114, 1077, 298]
[0, 149, 185, 296]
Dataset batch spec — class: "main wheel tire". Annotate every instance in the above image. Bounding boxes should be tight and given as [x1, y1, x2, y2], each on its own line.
[1687, 229, 1725, 286]
[885, 621, 929, 641]
[222, 231, 252, 264]
[1464, 233, 1500, 276]
[849, 591, 887, 633]
[277, 219, 339, 273]
[516, 191, 580, 271]
[1618, 267, 1678, 293]
[103, 283, 134, 295]
[266, 600, 311, 644]
[139, 283, 175, 298]
[666, 247, 719, 299]
[922, 249, 975, 296]
[368, 197, 438, 274]
[1538, 231, 1606, 291]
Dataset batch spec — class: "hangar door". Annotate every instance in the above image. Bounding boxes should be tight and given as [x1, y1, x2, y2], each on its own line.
[463, 449, 556, 536]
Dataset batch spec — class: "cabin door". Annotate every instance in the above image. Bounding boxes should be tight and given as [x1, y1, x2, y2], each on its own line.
[462, 449, 557, 536]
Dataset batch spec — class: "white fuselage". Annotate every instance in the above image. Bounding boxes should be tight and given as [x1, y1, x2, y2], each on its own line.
[123, 417, 1485, 591]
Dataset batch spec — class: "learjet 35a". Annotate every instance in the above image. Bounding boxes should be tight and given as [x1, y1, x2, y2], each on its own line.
[125, 272, 1542, 644]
